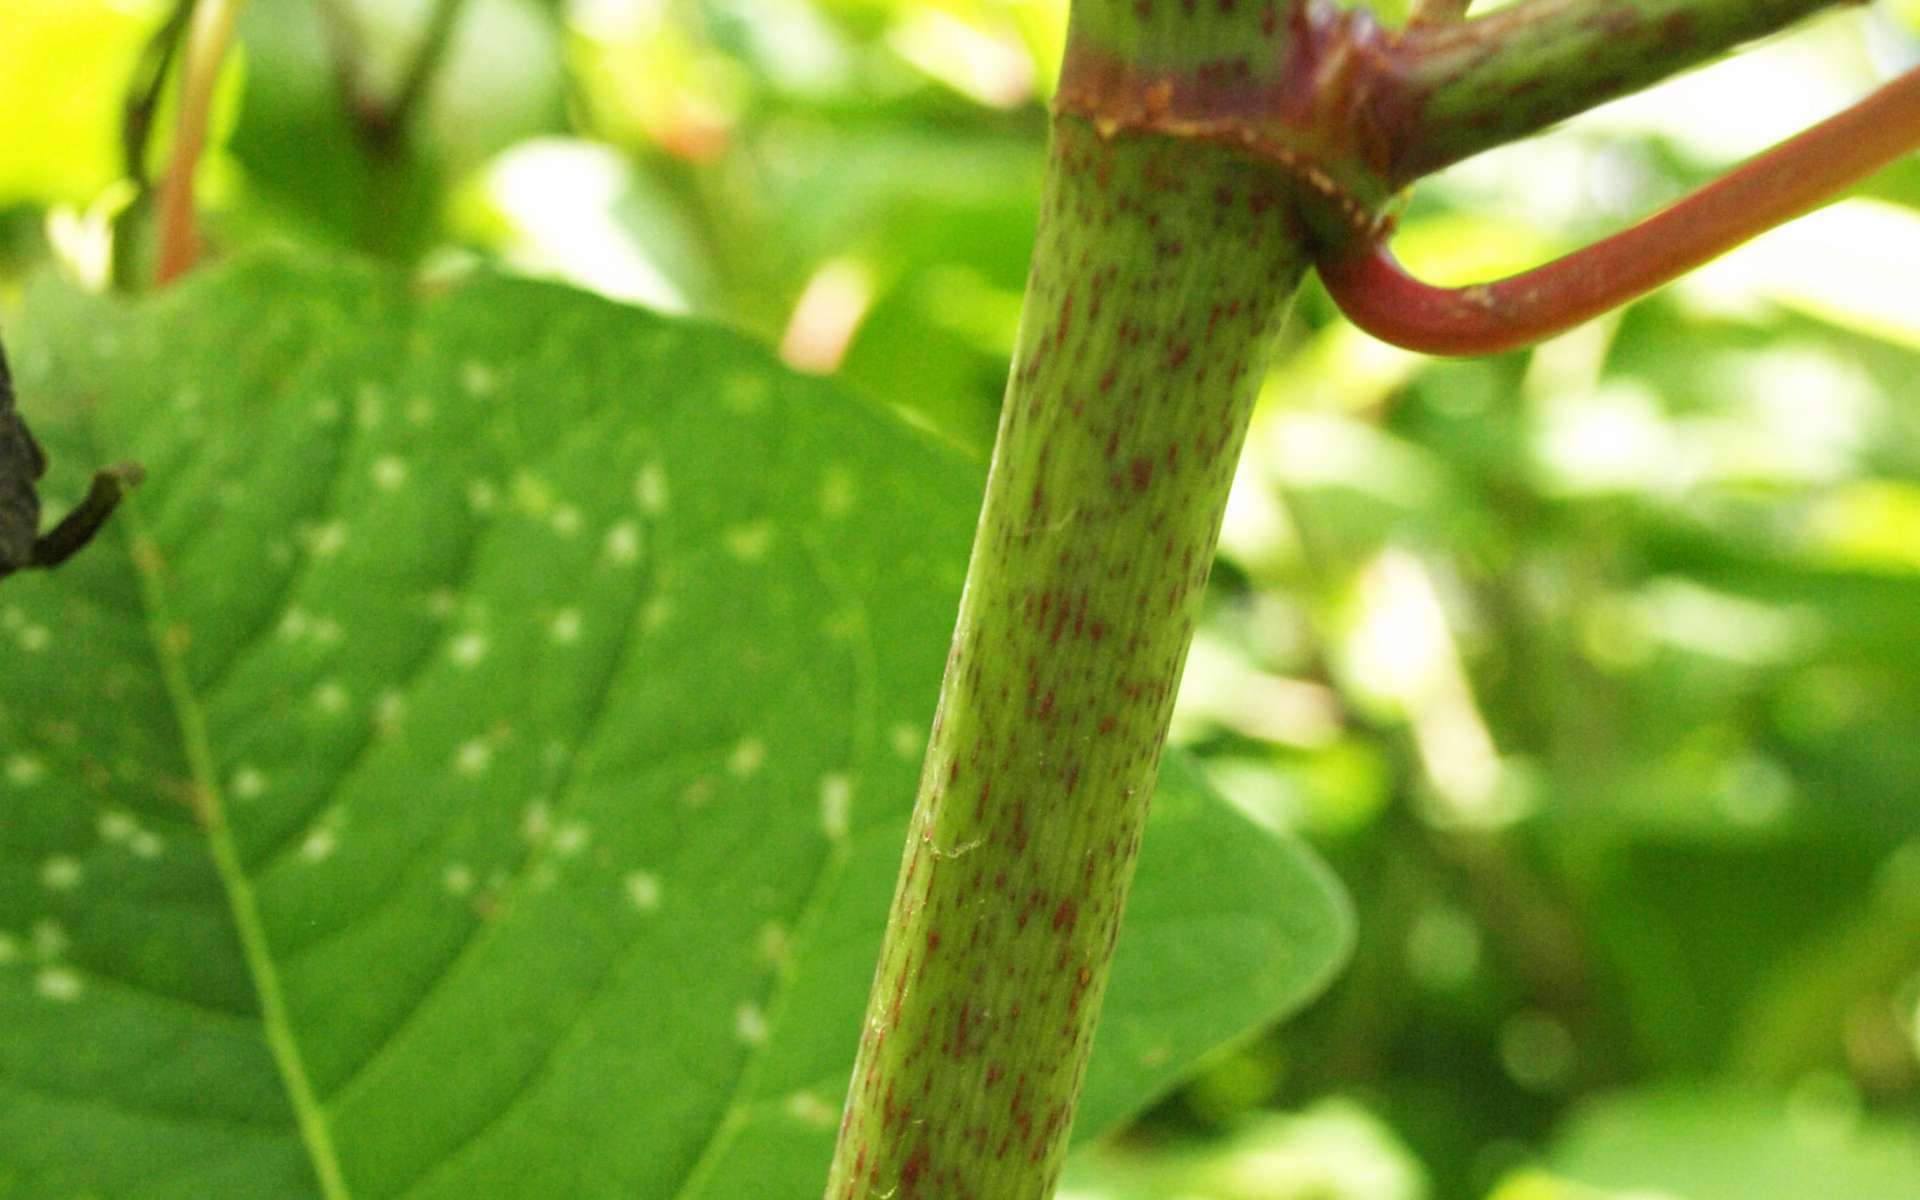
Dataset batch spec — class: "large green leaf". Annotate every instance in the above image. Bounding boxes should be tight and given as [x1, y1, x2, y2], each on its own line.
[0, 254, 1350, 1197]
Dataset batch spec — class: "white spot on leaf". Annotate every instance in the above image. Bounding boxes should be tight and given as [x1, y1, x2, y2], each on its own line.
[299, 828, 338, 863]
[604, 521, 641, 563]
[635, 463, 669, 515]
[821, 467, 856, 517]
[375, 690, 408, 733]
[304, 521, 347, 559]
[785, 1090, 837, 1128]
[735, 1002, 769, 1045]
[757, 921, 790, 967]
[641, 597, 672, 632]
[371, 456, 408, 491]
[819, 773, 852, 840]
[39, 857, 81, 891]
[35, 967, 82, 1002]
[550, 609, 582, 644]
[625, 871, 662, 911]
[231, 767, 267, 800]
[456, 740, 493, 777]
[463, 361, 497, 397]
[6, 755, 45, 787]
[450, 633, 489, 667]
[889, 723, 922, 759]
[552, 820, 590, 857]
[728, 737, 766, 779]
[724, 521, 774, 562]
[313, 680, 350, 715]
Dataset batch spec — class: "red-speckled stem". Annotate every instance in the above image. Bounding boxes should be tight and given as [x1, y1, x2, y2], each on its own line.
[827, 0, 1880, 1194]
[1375, 0, 1861, 184]
[1321, 64, 1920, 356]
[824, 117, 1311, 1200]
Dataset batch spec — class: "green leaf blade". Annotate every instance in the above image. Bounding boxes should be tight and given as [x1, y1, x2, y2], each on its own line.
[0, 253, 1348, 1197]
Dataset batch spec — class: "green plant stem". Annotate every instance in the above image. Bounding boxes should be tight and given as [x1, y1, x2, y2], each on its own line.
[824, 111, 1313, 1200]
[827, 0, 1874, 1194]
[154, 0, 248, 286]
[1378, 0, 1862, 182]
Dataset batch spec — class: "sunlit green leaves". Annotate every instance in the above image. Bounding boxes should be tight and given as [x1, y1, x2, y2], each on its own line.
[1543, 1088, 1920, 1199]
[0, 254, 1349, 1196]
[0, 0, 168, 206]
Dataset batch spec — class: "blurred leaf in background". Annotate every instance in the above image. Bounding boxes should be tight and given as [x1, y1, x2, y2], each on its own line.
[0, 1, 167, 207]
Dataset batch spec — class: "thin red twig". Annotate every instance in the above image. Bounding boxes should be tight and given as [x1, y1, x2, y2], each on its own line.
[1319, 65, 1920, 356]
[155, 0, 246, 286]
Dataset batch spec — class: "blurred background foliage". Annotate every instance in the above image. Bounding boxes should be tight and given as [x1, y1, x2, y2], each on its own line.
[4, 0, 1920, 1196]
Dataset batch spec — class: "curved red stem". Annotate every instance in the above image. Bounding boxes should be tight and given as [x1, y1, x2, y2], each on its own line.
[1320, 65, 1920, 357]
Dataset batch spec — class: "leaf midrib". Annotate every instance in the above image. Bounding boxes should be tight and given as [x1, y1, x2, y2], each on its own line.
[111, 423, 355, 1200]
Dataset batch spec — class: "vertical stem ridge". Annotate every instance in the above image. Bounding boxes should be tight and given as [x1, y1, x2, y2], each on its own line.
[826, 117, 1311, 1199]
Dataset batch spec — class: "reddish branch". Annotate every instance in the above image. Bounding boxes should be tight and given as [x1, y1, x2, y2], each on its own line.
[1055, 1, 1895, 358]
[1321, 64, 1920, 355]
[155, 0, 247, 285]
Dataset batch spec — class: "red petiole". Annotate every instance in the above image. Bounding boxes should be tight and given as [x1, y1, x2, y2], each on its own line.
[1319, 64, 1920, 356]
